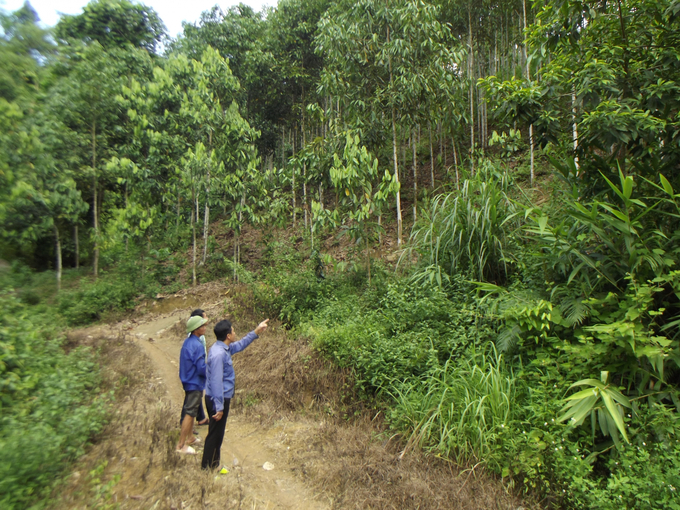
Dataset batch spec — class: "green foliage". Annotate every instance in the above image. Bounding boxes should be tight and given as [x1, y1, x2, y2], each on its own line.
[253, 243, 341, 326]
[303, 278, 482, 393]
[488, 129, 523, 158]
[391, 346, 524, 470]
[55, 0, 166, 52]
[558, 372, 632, 445]
[528, 0, 680, 189]
[57, 275, 139, 325]
[0, 294, 108, 509]
[408, 161, 520, 284]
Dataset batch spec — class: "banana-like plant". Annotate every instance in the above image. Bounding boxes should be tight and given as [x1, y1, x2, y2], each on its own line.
[558, 371, 631, 444]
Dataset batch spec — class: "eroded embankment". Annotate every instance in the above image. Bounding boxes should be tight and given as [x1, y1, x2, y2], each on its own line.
[50, 282, 527, 510]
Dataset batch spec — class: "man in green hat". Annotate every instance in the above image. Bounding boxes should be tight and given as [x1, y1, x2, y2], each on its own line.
[176, 314, 209, 454]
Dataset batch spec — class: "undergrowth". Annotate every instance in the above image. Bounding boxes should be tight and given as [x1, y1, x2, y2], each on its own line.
[0, 294, 109, 509]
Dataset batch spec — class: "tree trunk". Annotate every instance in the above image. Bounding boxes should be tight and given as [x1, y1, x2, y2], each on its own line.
[387, 24, 402, 246]
[91, 120, 99, 278]
[452, 137, 460, 190]
[281, 126, 285, 170]
[468, 10, 475, 175]
[74, 224, 79, 269]
[438, 121, 443, 167]
[366, 236, 371, 285]
[412, 129, 417, 222]
[192, 190, 197, 287]
[302, 90, 308, 231]
[292, 125, 296, 228]
[202, 194, 210, 263]
[54, 224, 62, 292]
[176, 194, 181, 234]
[233, 237, 238, 282]
[391, 114, 402, 247]
[572, 87, 579, 172]
[125, 183, 129, 252]
[523, 0, 535, 185]
[428, 121, 435, 188]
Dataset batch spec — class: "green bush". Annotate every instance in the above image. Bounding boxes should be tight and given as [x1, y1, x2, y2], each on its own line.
[0, 294, 108, 509]
[57, 273, 140, 325]
[303, 279, 483, 394]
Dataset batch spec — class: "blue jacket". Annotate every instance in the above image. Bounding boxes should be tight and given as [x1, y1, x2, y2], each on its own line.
[179, 333, 207, 391]
[205, 331, 258, 412]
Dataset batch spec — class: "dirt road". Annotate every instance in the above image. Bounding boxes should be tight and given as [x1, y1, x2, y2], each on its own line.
[131, 305, 328, 510]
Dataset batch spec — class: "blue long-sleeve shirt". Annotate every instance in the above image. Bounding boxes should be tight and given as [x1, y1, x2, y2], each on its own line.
[205, 331, 258, 412]
[179, 333, 207, 391]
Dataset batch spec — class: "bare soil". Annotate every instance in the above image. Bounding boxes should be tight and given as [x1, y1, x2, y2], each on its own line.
[51, 282, 528, 510]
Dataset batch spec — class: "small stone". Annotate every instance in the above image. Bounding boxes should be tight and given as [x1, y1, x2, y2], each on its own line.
[263, 462, 275, 471]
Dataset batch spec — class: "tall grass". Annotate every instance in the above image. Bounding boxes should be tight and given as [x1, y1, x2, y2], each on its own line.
[390, 346, 524, 472]
[408, 162, 519, 285]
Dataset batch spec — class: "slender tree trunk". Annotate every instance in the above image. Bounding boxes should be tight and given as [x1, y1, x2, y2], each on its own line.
[74, 224, 79, 269]
[234, 191, 245, 282]
[387, 24, 402, 247]
[54, 224, 62, 292]
[124, 183, 129, 252]
[91, 120, 99, 278]
[366, 236, 371, 285]
[302, 90, 308, 231]
[192, 190, 197, 287]
[572, 87, 579, 172]
[202, 147, 211, 264]
[452, 137, 460, 190]
[412, 129, 417, 222]
[176, 194, 181, 234]
[202, 193, 210, 263]
[233, 237, 238, 282]
[438, 121, 443, 167]
[468, 10, 475, 175]
[281, 126, 285, 170]
[428, 121, 435, 188]
[523, 0, 535, 185]
[292, 125, 296, 228]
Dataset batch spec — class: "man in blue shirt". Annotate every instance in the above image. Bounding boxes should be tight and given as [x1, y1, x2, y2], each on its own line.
[201, 317, 269, 469]
[177, 314, 209, 454]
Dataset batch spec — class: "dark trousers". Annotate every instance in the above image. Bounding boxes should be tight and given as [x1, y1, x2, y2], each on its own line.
[201, 396, 231, 470]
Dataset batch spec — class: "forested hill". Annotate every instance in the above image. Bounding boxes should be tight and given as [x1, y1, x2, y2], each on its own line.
[2, 0, 680, 508]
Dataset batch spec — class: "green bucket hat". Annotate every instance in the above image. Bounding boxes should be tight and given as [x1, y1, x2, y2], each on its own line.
[186, 315, 208, 334]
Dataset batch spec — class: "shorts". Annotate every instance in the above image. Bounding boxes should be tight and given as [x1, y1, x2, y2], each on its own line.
[181, 390, 203, 418]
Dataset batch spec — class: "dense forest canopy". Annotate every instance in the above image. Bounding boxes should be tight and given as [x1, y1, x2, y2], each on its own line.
[2, 0, 680, 508]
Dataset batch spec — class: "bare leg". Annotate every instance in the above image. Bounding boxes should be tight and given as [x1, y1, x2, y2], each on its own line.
[177, 414, 195, 450]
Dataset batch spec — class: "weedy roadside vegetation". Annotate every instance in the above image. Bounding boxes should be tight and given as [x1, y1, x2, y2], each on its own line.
[0, 294, 109, 509]
[252, 158, 680, 509]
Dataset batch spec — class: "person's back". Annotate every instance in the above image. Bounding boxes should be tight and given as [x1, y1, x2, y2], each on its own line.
[179, 333, 206, 392]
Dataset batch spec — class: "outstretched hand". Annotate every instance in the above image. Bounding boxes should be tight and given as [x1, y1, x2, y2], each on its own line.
[255, 318, 269, 335]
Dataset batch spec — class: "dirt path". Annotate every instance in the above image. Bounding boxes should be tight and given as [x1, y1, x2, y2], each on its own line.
[129, 304, 329, 510]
